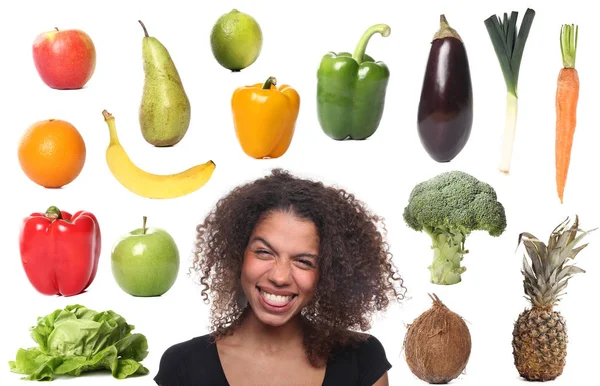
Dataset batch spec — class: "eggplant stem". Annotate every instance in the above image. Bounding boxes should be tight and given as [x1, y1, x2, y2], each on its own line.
[499, 92, 518, 174]
[433, 14, 463, 42]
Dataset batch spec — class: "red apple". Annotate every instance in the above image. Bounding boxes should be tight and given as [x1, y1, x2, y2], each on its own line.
[32, 28, 96, 89]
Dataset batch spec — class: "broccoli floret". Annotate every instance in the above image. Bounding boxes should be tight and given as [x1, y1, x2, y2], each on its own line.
[403, 171, 507, 285]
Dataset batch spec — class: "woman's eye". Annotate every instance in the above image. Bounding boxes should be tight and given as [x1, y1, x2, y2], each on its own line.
[297, 259, 315, 268]
[255, 249, 271, 256]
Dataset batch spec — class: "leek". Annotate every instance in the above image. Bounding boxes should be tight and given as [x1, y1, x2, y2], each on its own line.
[484, 9, 536, 174]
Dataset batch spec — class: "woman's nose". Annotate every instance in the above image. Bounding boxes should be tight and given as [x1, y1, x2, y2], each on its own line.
[268, 259, 292, 286]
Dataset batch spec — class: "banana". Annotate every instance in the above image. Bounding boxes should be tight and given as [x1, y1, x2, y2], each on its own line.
[101, 110, 215, 199]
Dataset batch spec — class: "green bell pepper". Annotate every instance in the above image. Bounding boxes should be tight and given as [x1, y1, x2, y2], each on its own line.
[317, 24, 391, 140]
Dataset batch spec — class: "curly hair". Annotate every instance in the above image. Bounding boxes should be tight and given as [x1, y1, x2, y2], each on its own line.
[190, 168, 406, 366]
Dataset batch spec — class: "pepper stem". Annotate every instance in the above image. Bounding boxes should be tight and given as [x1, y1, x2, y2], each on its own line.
[433, 15, 463, 42]
[45, 206, 62, 220]
[142, 216, 147, 234]
[352, 24, 391, 64]
[262, 76, 277, 89]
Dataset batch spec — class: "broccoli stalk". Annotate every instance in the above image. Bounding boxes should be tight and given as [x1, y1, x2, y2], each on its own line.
[424, 226, 467, 285]
[403, 171, 507, 285]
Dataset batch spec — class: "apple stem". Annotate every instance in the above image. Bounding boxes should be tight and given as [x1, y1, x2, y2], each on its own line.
[54, 27, 59, 32]
[138, 20, 149, 38]
[142, 216, 147, 234]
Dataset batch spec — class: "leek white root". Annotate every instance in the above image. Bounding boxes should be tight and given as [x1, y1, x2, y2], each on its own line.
[499, 92, 518, 174]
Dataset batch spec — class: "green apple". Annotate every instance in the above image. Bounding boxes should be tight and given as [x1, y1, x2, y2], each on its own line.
[111, 216, 180, 297]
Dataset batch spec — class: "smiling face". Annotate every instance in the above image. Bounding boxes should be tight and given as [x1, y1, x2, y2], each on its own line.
[241, 210, 320, 327]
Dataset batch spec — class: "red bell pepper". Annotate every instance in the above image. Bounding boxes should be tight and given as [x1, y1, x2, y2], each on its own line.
[19, 206, 101, 297]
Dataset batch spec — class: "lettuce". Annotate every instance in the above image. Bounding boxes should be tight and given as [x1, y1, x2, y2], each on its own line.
[8, 304, 149, 381]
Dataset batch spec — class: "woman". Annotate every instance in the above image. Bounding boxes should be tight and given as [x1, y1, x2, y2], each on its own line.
[155, 169, 406, 386]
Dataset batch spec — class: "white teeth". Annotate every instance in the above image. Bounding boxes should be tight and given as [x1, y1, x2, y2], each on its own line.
[260, 289, 293, 305]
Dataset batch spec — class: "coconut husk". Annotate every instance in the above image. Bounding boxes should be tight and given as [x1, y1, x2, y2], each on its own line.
[403, 293, 472, 384]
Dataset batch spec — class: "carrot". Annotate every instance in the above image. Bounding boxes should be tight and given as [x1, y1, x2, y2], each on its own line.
[556, 24, 579, 204]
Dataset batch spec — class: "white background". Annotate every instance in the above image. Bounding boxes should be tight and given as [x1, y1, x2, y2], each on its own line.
[1, 0, 598, 385]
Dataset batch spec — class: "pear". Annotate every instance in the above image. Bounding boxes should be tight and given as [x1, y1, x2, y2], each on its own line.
[138, 20, 191, 147]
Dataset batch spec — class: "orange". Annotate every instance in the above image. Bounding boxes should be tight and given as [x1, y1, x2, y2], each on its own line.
[18, 119, 86, 188]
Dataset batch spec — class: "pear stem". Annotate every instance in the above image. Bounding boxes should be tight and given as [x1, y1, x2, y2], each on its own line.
[142, 216, 147, 234]
[138, 20, 149, 37]
[262, 77, 277, 89]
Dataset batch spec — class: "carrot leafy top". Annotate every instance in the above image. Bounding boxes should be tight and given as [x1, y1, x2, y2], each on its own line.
[560, 24, 578, 69]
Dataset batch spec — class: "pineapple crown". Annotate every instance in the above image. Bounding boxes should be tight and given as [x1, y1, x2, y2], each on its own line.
[517, 216, 595, 308]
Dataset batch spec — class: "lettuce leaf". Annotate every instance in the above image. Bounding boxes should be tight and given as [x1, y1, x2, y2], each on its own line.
[8, 304, 149, 381]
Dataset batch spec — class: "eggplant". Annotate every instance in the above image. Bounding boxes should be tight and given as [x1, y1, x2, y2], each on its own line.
[417, 15, 473, 162]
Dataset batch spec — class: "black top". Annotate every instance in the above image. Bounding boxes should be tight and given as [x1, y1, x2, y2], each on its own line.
[154, 334, 391, 386]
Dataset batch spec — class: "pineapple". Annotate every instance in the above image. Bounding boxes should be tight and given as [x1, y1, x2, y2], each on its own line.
[512, 216, 593, 381]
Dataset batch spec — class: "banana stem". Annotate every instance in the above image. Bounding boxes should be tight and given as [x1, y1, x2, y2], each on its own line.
[102, 110, 120, 146]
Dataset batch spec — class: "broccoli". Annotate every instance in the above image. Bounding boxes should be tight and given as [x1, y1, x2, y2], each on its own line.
[403, 170, 507, 285]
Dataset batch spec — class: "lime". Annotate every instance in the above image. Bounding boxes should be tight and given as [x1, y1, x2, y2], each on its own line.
[210, 9, 263, 72]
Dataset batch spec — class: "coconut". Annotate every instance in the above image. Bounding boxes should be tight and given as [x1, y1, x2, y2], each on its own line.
[404, 293, 471, 384]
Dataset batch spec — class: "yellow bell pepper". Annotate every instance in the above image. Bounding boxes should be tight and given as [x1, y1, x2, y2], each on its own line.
[231, 76, 300, 159]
